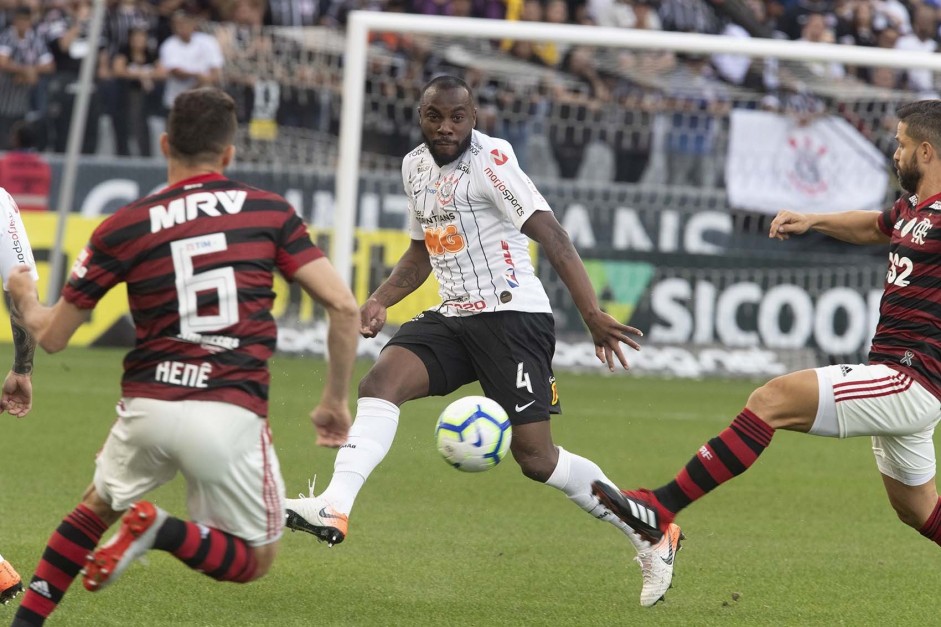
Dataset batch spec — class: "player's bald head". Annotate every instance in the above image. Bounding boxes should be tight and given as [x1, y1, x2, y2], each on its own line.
[420, 75, 475, 108]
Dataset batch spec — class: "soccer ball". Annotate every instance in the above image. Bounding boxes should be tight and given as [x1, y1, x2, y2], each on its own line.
[435, 395, 512, 472]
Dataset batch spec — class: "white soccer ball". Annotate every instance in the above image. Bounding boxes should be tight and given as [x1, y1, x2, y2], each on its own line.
[435, 395, 512, 472]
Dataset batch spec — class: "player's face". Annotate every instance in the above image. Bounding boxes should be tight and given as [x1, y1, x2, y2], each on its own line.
[894, 123, 922, 194]
[419, 87, 476, 166]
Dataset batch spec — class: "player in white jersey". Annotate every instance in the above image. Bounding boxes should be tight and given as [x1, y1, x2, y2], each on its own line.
[285, 75, 683, 607]
[0, 187, 39, 605]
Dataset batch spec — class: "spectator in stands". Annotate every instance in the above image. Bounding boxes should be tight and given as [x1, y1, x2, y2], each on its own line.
[158, 9, 223, 113]
[712, 0, 780, 91]
[798, 11, 846, 79]
[873, 0, 910, 35]
[895, 5, 939, 98]
[776, 0, 833, 40]
[590, 0, 661, 30]
[111, 24, 164, 156]
[836, 0, 878, 47]
[0, 6, 53, 150]
[661, 53, 729, 188]
[659, 0, 721, 34]
[0, 119, 51, 212]
[43, 0, 110, 154]
[264, 0, 321, 26]
[613, 0, 672, 75]
[610, 82, 657, 184]
[548, 46, 610, 179]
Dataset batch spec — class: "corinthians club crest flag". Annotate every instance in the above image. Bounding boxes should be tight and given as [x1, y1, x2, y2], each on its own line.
[726, 109, 888, 215]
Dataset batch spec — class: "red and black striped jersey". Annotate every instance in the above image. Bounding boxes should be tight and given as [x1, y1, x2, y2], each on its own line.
[61, 173, 323, 416]
[873, 192, 941, 400]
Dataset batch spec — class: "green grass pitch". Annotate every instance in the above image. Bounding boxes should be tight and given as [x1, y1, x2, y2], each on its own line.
[1, 346, 937, 625]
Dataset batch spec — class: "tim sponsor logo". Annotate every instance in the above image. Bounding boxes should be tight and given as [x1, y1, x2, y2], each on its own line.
[484, 167, 524, 216]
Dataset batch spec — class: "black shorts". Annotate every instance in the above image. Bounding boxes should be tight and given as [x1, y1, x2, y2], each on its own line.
[385, 310, 561, 425]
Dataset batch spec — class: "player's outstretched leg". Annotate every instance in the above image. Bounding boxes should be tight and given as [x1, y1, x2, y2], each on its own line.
[536, 442, 683, 607]
[13, 504, 109, 626]
[84, 501, 261, 591]
[0, 555, 23, 605]
[285, 397, 400, 546]
[593, 408, 775, 541]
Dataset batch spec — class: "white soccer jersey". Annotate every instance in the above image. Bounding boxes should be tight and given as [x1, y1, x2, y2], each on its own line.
[402, 130, 552, 316]
[0, 188, 38, 289]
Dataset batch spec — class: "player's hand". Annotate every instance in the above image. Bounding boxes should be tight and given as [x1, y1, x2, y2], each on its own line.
[584, 310, 643, 372]
[1, 370, 32, 418]
[310, 401, 351, 448]
[769, 210, 812, 240]
[360, 298, 387, 338]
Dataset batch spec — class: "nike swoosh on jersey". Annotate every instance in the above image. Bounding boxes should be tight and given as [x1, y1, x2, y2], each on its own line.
[515, 400, 535, 412]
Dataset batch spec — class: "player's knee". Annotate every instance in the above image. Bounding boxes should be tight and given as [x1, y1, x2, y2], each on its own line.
[246, 543, 278, 581]
[889, 501, 923, 529]
[745, 379, 790, 428]
[511, 446, 556, 482]
[357, 368, 391, 400]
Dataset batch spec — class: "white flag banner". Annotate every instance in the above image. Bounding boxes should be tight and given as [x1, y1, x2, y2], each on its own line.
[726, 110, 889, 215]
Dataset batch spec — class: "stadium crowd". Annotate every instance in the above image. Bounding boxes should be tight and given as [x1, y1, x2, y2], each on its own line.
[0, 0, 934, 184]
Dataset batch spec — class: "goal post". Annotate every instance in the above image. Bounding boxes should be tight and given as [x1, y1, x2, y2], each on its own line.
[333, 10, 941, 285]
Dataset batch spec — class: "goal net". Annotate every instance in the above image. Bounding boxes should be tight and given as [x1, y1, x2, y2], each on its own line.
[204, 13, 941, 377]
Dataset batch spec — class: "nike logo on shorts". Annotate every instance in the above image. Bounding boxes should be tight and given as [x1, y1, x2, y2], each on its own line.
[515, 400, 535, 412]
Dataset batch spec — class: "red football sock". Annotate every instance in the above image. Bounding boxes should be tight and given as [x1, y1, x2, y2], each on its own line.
[154, 517, 257, 582]
[654, 409, 775, 514]
[14, 504, 108, 626]
[919, 497, 941, 546]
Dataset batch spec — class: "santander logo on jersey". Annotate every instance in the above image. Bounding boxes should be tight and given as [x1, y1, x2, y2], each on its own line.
[490, 149, 509, 166]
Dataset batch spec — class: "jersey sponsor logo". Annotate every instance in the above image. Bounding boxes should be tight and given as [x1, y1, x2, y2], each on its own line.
[155, 360, 212, 388]
[70, 246, 91, 280]
[424, 224, 465, 256]
[448, 299, 486, 311]
[407, 144, 427, 158]
[176, 331, 241, 353]
[418, 212, 455, 226]
[458, 161, 470, 173]
[7, 214, 28, 266]
[549, 376, 558, 405]
[149, 190, 248, 233]
[484, 167, 524, 216]
[900, 218, 916, 237]
[901, 350, 914, 366]
[490, 149, 509, 166]
[501, 240, 519, 288]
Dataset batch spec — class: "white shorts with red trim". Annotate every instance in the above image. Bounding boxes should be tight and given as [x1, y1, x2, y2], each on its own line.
[94, 397, 285, 546]
[812, 364, 941, 486]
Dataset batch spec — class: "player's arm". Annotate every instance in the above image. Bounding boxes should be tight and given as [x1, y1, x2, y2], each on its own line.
[292, 257, 359, 410]
[6, 267, 90, 353]
[360, 238, 431, 338]
[521, 211, 642, 371]
[1, 295, 36, 417]
[769, 210, 889, 245]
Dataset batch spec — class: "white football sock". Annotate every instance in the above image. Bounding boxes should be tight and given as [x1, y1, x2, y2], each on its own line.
[545, 446, 648, 552]
[319, 397, 400, 515]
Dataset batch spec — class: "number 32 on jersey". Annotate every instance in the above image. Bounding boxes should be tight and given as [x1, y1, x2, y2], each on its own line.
[886, 251, 912, 287]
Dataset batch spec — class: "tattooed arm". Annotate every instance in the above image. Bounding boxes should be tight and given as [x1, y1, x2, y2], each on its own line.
[360, 239, 432, 338]
[2, 293, 35, 417]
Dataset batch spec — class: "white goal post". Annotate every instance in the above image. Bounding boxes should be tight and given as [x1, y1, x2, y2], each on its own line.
[334, 9, 941, 285]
